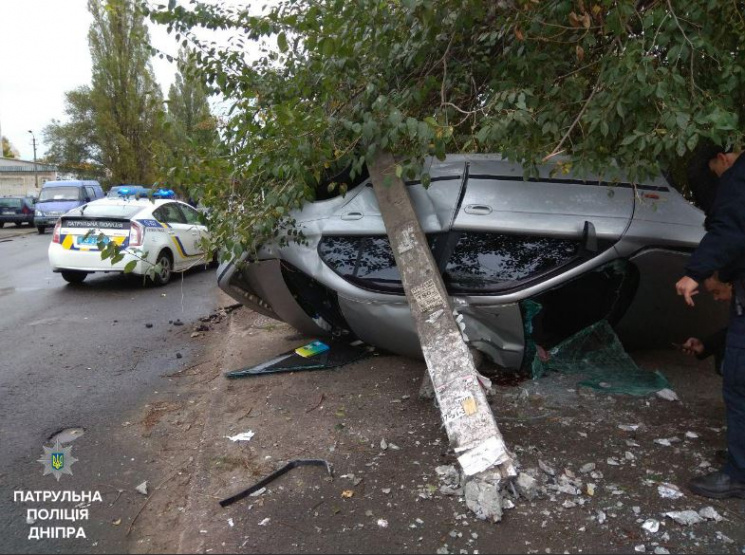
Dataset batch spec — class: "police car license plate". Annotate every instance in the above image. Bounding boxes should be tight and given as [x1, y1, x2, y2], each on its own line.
[76, 235, 109, 246]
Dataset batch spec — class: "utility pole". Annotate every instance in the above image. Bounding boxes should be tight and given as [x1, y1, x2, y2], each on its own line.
[27, 130, 39, 189]
[370, 152, 514, 521]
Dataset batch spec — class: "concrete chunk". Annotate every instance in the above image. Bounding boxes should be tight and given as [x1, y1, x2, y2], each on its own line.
[515, 472, 538, 501]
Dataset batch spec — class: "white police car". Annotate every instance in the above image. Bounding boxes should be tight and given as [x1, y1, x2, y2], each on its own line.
[48, 196, 210, 285]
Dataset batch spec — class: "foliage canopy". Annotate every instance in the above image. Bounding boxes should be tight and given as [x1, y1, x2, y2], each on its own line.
[149, 0, 744, 254]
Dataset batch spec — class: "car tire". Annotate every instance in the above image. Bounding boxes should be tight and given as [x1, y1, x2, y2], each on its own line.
[14, 222, 23, 227]
[61, 271, 88, 284]
[37, 226, 45, 234]
[151, 251, 173, 286]
[0, 222, 4, 229]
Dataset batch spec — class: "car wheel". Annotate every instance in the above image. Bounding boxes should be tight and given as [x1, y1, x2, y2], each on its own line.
[37, 226, 45, 234]
[0, 222, 4, 229]
[14, 222, 23, 227]
[61, 271, 88, 284]
[151, 251, 173, 286]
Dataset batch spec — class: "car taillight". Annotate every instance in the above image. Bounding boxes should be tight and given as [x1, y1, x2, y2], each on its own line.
[129, 221, 144, 247]
[52, 221, 62, 244]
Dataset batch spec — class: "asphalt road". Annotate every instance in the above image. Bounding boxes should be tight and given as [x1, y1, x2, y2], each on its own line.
[0, 229, 221, 553]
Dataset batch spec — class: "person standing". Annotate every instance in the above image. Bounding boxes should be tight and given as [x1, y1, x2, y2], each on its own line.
[675, 147, 745, 499]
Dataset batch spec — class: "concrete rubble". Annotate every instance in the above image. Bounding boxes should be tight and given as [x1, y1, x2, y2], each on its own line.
[664, 510, 704, 526]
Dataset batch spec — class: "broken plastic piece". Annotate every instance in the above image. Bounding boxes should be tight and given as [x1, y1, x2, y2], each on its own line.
[225, 339, 374, 379]
[295, 340, 330, 358]
[219, 459, 334, 508]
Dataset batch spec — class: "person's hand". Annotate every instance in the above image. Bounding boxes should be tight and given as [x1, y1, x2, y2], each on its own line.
[676, 276, 700, 307]
[681, 337, 704, 356]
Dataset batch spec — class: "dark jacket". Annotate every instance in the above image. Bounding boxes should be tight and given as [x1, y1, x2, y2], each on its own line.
[697, 327, 727, 375]
[685, 153, 745, 283]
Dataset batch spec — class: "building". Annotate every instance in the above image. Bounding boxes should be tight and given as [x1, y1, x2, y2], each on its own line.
[0, 157, 58, 196]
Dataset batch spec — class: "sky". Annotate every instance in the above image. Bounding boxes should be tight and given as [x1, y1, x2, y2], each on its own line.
[0, 0, 205, 161]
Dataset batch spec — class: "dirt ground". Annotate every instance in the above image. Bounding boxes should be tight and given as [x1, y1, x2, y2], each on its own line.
[125, 302, 745, 554]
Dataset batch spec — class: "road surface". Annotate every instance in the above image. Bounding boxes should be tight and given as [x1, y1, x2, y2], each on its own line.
[0, 230, 220, 553]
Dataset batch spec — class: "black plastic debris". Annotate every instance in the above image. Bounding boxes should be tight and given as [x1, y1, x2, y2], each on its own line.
[219, 459, 333, 508]
[225, 338, 374, 379]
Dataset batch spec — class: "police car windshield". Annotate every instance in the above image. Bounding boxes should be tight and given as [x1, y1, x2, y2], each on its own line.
[38, 187, 82, 202]
[67, 204, 144, 219]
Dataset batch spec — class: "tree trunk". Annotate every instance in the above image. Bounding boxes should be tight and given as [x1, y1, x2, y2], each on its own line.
[369, 152, 515, 480]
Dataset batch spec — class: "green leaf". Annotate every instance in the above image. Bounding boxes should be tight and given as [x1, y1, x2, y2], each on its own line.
[123, 260, 137, 273]
[277, 32, 288, 53]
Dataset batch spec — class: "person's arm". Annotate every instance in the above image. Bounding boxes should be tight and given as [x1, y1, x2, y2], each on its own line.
[685, 186, 745, 282]
[699, 327, 727, 360]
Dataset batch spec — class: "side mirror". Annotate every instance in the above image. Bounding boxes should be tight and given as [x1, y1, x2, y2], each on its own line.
[84, 197, 91, 203]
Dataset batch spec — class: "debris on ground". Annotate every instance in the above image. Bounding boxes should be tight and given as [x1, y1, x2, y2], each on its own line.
[436, 465, 464, 496]
[642, 519, 660, 533]
[698, 506, 723, 521]
[135, 481, 148, 496]
[664, 510, 704, 526]
[225, 339, 374, 378]
[657, 483, 684, 499]
[656, 388, 680, 402]
[226, 431, 255, 442]
[219, 459, 333, 508]
[464, 473, 503, 522]
[514, 473, 538, 501]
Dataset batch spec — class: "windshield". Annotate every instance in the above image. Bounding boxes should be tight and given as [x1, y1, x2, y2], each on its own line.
[68, 204, 144, 219]
[39, 187, 82, 202]
[0, 198, 22, 209]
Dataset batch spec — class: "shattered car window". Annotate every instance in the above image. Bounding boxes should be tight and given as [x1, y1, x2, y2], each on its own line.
[319, 235, 439, 293]
[445, 234, 580, 293]
[356, 237, 401, 287]
[317, 236, 361, 278]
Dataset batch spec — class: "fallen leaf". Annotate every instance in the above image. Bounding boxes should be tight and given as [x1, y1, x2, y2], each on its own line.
[341, 490, 354, 498]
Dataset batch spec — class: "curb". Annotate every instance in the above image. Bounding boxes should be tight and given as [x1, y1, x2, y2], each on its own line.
[0, 227, 38, 240]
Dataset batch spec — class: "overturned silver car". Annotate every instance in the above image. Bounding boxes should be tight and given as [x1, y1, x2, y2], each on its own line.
[218, 154, 726, 369]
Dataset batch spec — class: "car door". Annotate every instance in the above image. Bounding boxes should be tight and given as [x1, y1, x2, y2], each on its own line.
[176, 203, 208, 262]
[153, 202, 193, 269]
[449, 158, 636, 291]
[84, 186, 97, 203]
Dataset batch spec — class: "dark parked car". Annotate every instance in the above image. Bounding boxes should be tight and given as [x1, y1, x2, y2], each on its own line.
[217, 154, 728, 369]
[0, 196, 36, 228]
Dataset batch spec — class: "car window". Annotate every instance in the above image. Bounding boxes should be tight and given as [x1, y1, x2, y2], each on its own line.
[179, 203, 202, 225]
[444, 233, 580, 293]
[0, 198, 22, 209]
[318, 235, 438, 293]
[84, 186, 96, 200]
[154, 203, 187, 224]
[38, 187, 82, 202]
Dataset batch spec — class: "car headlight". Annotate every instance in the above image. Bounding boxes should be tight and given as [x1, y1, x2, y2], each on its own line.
[35, 210, 42, 216]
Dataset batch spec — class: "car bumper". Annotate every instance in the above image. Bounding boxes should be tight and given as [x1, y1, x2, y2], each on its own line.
[49, 243, 149, 274]
[0, 214, 33, 224]
[35, 215, 61, 227]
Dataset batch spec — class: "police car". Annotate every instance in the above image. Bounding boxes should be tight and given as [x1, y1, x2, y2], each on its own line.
[48, 195, 210, 285]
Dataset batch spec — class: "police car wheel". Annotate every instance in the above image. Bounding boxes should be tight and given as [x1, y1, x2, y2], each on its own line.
[152, 251, 173, 286]
[61, 271, 88, 284]
[37, 226, 45, 235]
